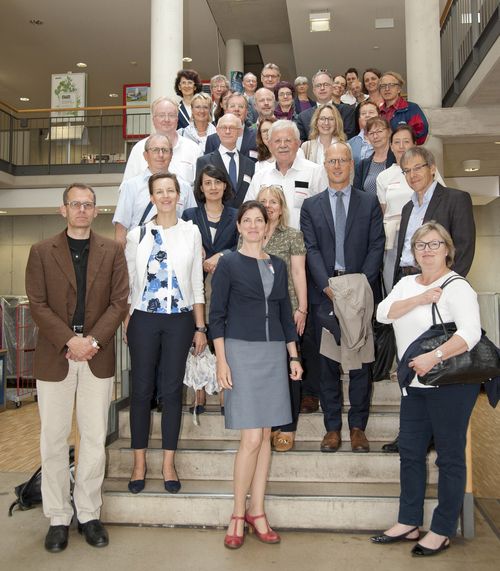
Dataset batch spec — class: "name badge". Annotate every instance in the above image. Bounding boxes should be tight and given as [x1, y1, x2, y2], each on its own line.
[295, 180, 309, 189]
[244, 174, 252, 184]
[249, 149, 258, 159]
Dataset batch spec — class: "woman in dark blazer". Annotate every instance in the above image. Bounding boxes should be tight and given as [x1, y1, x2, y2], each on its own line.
[174, 69, 203, 129]
[182, 164, 238, 413]
[210, 201, 302, 549]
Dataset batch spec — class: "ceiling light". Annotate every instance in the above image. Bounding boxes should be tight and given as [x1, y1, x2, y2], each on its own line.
[183, 57, 193, 63]
[0, 211, 7, 214]
[129, 61, 138, 66]
[462, 160, 481, 172]
[309, 11, 331, 32]
[494, 141, 500, 145]
[76, 62, 87, 68]
[109, 93, 119, 98]
[19, 97, 30, 102]
[100, 208, 112, 213]
[375, 18, 394, 29]
[29, 19, 43, 25]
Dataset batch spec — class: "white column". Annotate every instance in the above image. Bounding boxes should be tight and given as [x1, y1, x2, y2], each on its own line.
[150, 0, 183, 103]
[225, 39, 244, 83]
[405, 0, 443, 172]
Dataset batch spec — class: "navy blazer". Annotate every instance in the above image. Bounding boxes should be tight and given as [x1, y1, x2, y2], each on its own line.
[209, 252, 297, 343]
[177, 101, 191, 130]
[181, 205, 238, 259]
[353, 149, 397, 191]
[204, 125, 258, 161]
[394, 183, 476, 285]
[195, 150, 255, 209]
[300, 187, 385, 305]
[296, 103, 357, 142]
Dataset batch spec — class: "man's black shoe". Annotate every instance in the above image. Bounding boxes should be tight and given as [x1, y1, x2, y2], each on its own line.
[44, 525, 69, 553]
[78, 519, 109, 548]
[382, 435, 399, 453]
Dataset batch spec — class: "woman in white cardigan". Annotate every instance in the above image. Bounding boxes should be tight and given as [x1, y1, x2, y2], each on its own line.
[125, 172, 206, 495]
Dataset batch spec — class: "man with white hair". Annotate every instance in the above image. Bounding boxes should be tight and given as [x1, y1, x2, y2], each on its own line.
[245, 119, 325, 229]
[122, 96, 201, 184]
[242, 72, 258, 124]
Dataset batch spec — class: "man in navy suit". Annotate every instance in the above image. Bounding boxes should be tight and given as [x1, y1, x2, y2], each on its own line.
[301, 142, 384, 453]
[196, 113, 255, 209]
[204, 93, 257, 162]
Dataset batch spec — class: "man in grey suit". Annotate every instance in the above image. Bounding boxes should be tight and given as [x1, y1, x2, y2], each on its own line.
[196, 113, 255, 208]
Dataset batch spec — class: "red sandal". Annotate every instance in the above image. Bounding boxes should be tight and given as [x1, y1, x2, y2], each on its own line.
[224, 514, 246, 549]
[245, 513, 280, 544]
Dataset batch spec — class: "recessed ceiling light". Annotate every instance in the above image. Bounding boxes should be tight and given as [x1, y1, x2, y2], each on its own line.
[129, 61, 138, 66]
[183, 57, 193, 63]
[76, 62, 87, 68]
[462, 159, 481, 172]
[29, 19, 43, 25]
[494, 141, 500, 145]
[373, 46, 380, 50]
[19, 97, 30, 102]
[0, 210, 7, 215]
[100, 208, 112, 213]
[109, 93, 119, 98]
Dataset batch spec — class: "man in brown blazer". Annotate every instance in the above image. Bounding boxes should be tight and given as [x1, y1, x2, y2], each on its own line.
[25, 183, 128, 553]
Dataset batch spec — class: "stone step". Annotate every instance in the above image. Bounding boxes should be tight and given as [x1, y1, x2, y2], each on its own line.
[182, 378, 402, 407]
[101, 478, 438, 531]
[119, 405, 401, 442]
[106, 439, 438, 484]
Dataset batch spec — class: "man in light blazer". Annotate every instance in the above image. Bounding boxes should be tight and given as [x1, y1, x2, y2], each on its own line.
[393, 146, 475, 286]
[25, 183, 129, 553]
[301, 142, 385, 454]
[196, 113, 255, 209]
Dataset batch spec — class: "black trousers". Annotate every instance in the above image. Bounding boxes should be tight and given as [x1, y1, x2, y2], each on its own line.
[128, 310, 194, 450]
[299, 313, 321, 399]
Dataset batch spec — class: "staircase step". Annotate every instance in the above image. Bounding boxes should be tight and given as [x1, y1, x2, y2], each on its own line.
[101, 478, 438, 531]
[119, 405, 401, 441]
[106, 438, 438, 484]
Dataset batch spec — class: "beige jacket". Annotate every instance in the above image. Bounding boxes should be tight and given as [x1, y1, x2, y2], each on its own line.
[320, 273, 375, 371]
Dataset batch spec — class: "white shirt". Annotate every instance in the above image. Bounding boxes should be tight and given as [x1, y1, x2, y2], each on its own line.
[122, 135, 202, 184]
[112, 168, 196, 231]
[377, 272, 481, 388]
[219, 144, 240, 180]
[245, 155, 326, 229]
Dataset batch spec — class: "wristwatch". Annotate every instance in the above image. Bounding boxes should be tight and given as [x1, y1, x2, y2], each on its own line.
[195, 326, 208, 333]
[289, 356, 301, 363]
[435, 349, 444, 363]
[90, 336, 101, 349]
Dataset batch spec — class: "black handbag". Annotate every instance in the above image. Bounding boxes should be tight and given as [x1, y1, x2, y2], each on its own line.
[372, 319, 396, 382]
[417, 277, 500, 386]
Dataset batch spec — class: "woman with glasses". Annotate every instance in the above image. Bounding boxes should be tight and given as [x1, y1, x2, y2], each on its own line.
[373, 221, 482, 557]
[174, 69, 204, 130]
[354, 117, 396, 193]
[379, 71, 429, 145]
[125, 172, 206, 495]
[273, 81, 297, 121]
[301, 104, 346, 164]
[210, 201, 302, 549]
[293, 76, 315, 113]
[178, 92, 217, 153]
[347, 100, 380, 168]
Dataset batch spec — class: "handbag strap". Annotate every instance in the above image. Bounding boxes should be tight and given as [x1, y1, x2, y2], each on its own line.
[431, 274, 468, 333]
[138, 201, 153, 227]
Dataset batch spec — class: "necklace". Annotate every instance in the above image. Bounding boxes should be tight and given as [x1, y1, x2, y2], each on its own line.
[206, 206, 223, 222]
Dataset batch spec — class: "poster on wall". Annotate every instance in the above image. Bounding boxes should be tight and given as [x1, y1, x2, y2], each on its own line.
[123, 83, 151, 140]
[51, 73, 87, 119]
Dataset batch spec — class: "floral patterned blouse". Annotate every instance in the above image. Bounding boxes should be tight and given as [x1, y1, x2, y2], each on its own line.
[140, 229, 192, 314]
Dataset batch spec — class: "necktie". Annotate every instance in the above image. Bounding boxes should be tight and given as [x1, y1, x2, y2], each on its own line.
[335, 191, 346, 267]
[227, 152, 237, 190]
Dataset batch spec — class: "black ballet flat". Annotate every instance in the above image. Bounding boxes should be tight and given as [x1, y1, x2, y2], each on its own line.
[411, 538, 450, 557]
[370, 526, 420, 544]
[164, 479, 182, 494]
[128, 468, 147, 494]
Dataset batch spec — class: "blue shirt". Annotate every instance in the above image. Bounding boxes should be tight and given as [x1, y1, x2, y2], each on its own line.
[327, 184, 351, 270]
[400, 181, 438, 267]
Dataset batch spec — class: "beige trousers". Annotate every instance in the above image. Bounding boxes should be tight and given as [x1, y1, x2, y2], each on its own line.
[36, 359, 113, 526]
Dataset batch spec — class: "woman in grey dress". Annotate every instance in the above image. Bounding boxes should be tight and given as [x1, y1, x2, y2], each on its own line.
[210, 201, 302, 549]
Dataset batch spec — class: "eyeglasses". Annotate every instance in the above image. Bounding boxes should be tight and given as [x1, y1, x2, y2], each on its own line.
[279, 91, 293, 98]
[379, 82, 400, 90]
[192, 105, 210, 111]
[367, 129, 388, 137]
[402, 163, 429, 176]
[153, 113, 177, 120]
[325, 158, 350, 166]
[262, 74, 279, 80]
[179, 80, 195, 86]
[219, 126, 240, 132]
[414, 240, 445, 251]
[313, 82, 332, 89]
[65, 201, 95, 210]
[147, 147, 172, 155]
[318, 116, 335, 123]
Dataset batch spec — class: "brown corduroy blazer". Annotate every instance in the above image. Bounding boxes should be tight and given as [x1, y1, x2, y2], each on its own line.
[25, 229, 129, 381]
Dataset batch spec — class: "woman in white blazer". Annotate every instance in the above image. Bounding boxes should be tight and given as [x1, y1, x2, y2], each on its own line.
[125, 172, 206, 495]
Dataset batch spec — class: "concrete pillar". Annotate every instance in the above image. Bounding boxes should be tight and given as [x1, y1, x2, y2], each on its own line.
[150, 0, 183, 103]
[225, 38, 244, 87]
[405, 0, 443, 172]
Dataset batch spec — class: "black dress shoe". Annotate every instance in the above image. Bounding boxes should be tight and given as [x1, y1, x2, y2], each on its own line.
[189, 404, 205, 415]
[164, 479, 182, 494]
[371, 526, 419, 544]
[44, 525, 69, 553]
[78, 519, 109, 548]
[382, 435, 399, 453]
[412, 538, 450, 557]
[128, 468, 147, 494]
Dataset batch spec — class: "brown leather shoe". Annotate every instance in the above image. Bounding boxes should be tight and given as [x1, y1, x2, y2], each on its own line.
[320, 431, 341, 452]
[350, 428, 370, 452]
[300, 395, 319, 414]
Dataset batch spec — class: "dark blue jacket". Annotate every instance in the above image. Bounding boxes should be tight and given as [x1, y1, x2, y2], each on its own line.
[209, 252, 297, 343]
[204, 125, 257, 161]
[353, 149, 397, 192]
